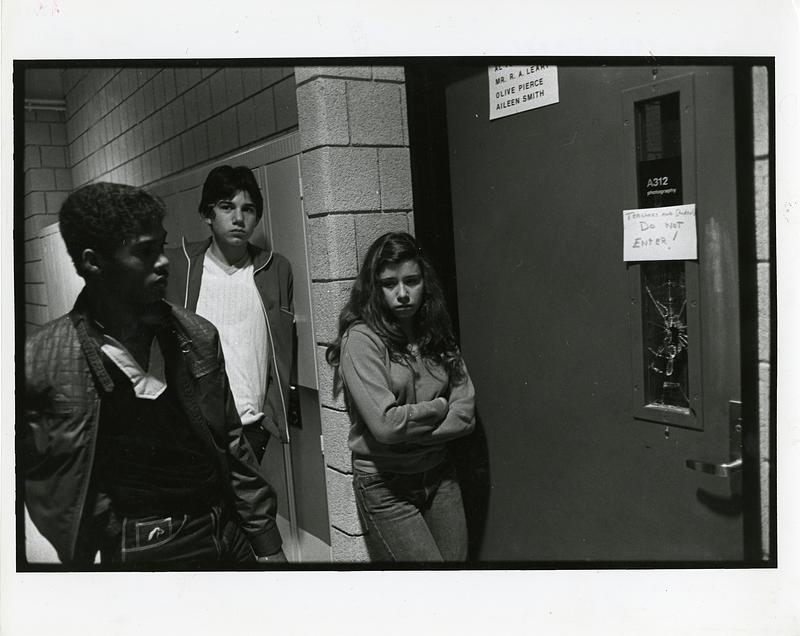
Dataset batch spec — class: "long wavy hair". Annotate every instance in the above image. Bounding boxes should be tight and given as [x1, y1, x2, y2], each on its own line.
[326, 232, 466, 388]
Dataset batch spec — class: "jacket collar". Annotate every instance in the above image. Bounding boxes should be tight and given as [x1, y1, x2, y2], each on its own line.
[68, 289, 115, 393]
[181, 236, 274, 272]
[68, 289, 181, 394]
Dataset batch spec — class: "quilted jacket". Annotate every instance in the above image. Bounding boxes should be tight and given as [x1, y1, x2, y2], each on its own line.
[23, 290, 283, 565]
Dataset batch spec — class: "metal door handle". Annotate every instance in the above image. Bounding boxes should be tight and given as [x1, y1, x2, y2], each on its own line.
[685, 400, 743, 479]
[685, 457, 742, 477]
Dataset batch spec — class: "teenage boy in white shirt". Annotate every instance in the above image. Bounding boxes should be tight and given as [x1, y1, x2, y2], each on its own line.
[166, 166, 295, 464]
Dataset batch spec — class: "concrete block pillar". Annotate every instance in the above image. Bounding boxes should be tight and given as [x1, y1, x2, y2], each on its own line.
[752, 66, 772, 561]
[295, 66, 413, 561]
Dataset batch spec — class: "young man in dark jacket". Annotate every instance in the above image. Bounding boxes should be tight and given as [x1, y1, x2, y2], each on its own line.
[165, 166, 294, 462]
[23, 182, 286, 568]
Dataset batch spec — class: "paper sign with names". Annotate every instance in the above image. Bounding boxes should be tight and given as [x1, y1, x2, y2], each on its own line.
[623, 204, 697, 261]
[488, 66, 559, 120]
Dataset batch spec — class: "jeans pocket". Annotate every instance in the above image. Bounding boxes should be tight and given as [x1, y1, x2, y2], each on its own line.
[355, 471, 404, 498]
[356, 471, 417, 519]
[355, 470, 387, 487]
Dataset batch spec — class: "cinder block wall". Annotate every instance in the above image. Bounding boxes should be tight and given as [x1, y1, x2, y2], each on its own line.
[752, 66, 772, 561]
[22, 108, 72, 332]
[61, 67, 297, 189]
[294, 66, 413, 561]
[23, 66, 297, 338]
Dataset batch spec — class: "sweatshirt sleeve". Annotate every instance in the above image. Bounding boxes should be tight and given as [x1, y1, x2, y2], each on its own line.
[414, 360, 476, 445]
[340, 328, 447, 445]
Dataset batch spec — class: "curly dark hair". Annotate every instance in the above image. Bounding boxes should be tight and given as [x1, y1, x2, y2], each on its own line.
[59, 182, 165, 271]
[197, 165, 264, 220]
[326, 231, 466, 386]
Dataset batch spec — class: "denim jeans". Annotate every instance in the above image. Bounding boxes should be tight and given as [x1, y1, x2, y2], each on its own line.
[353, 460, 468, 562]
[99, 505, 256, 569]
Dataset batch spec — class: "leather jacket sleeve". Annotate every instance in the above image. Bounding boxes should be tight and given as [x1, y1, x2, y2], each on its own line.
[22, 315, 101, 564]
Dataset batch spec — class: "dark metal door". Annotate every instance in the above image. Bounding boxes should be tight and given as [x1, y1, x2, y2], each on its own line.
[444, 66, 747, 561]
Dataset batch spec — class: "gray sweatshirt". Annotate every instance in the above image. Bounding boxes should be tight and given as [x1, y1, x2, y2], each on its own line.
[339, 323, 476, 474]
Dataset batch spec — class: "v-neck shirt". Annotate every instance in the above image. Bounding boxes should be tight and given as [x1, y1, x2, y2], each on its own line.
[195, 249, 269, 427]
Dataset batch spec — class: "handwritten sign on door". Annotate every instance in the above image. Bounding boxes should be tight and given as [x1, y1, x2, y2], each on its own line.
[623, 204, 697, 261]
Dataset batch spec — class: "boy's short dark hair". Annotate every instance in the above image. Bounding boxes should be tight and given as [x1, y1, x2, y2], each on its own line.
[59, 182, 166, 269]
[197, 165, 264, 220]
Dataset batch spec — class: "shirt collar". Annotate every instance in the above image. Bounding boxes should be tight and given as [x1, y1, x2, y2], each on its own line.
[205, 242, 252, 274]
[99, 333, 167, 400]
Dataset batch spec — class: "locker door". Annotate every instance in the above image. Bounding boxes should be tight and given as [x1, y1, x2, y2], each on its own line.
[257, 156, 331, 561]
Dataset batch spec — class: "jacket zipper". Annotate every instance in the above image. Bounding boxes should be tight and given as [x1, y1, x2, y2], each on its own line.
[255, 285, 290, 443]
[252, 249, 289, 441]
[181, 237, 192, 308]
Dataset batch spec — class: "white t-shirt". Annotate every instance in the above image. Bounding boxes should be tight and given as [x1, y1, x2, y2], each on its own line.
[195, 250, 269, 426]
